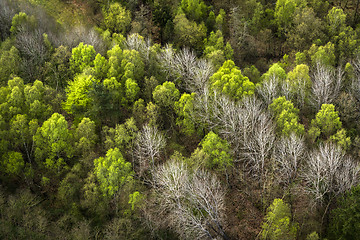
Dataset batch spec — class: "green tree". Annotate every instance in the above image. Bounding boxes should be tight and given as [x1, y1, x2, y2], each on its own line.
[269, 96, 304, 136]
[0, 46, 21, 85]
[309, 104, 342, 140]
[1, 151, 24, 176]
[102, 2, 131, 34]
[63, 74, 98, 116]
[74, 117, 97, 157]
[69, 43, 96, 75]
[180, 0, 208, 22]
[274, 0, 306, 35]
[175, 92, 196, 135]
[33, 113, 73, 174]
[209, 60, 255, 100]
[261, 199, 298, 240]
[200, 131, 233, 171]
[173, 12, 207, 52]
[328, 185, 360, 240]
[94, 148, 133, 197]
[152, 81, 180, 109]
[203, 30, 233, 69]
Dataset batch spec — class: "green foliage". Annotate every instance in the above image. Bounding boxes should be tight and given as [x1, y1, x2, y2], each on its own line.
[175, 92, 196, 135]
[10, 12, 36, 34]
[152, 81, 180, 109]
[269, 96, 304, 136]
[63, 74, 97, 115]
[102, 2, 131, 34]
[309, 42, 336, 66]
[328, 185, 360, 240]
[33, 113, 73, 174]
[306, 232, 320, 240]
[128, 191, 143, 211]
[173, 12, 207, 52]
[180, 0, 208, 22]
[203, 30, 233, 69]
[200, 131, 233, 171]
[327, 7, 346, 38]
[261, 199, 298, 240]
[330, 129, 351, 151]
[74, 117, 97, 156]
[309, 104, 342, 141]
[102, 117, 138, 152]
[94, 148, 133, 197]
[262, 63, 287, 82]
[1, 151, 24, 175]
[209, 60, 255, 100]
[0, 46, 21, 85]
[274, 0, 305, 34]
[69, 43, 96, 75]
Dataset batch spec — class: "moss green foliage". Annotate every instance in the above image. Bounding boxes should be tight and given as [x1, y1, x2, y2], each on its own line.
[33, 113, 73, 174]
[69, 43, 96, 75]
[200, 131, 233, 171]
[269, 96, 304, 136]
[102, 2, 131, 35]
[175, 92, 196, 135]
[328, 185, 360, 240]
[94, 148, 133, 197]
[309, 104, 350, 148]
[209, 60, 255, 100]
[261, 199, 298, 240]
[152, 81, 180, 109]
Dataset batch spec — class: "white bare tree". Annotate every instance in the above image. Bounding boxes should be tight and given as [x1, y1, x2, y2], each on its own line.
[311, 62, 343, 110]
[303, 143, 359, 205]
[274, 134, 306, 185]
[257, 74, 281, 106]
[242, 111, 276, 181]
[157, 46, 214, 93]
[125, 33, 152, 62]
[133, 124, 166, 176]
[150, 160, 228, 240]
[351, 56, 360, 102]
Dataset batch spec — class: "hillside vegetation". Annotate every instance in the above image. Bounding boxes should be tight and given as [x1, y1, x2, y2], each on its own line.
[1, 0, 360, 239]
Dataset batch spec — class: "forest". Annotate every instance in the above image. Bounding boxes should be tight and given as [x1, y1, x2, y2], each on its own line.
[1, 0, 360, 239]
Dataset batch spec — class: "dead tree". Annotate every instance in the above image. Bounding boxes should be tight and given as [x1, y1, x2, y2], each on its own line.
[303, 142, 359, 205]
[133, 124, 166, 176]
[150, 160, 228, 240]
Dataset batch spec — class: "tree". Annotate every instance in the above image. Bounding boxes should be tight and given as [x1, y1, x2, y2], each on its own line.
[63, 74, 97, 116]
[150, 159, 228, 239]
[173, 12, 207, 52]
[180, 0, 208, 22]
[209, 60, 255, 100]
[33, 113, 73, 174]
[274, 134, 306, 185]
[261, 199, 298, 240]
[94, 148, 133, 198]
[269, 96, 304, 136]
[203, 30, 233, 69]
[102, 3, 131, 34]
[199, 131, 233, 171]
[69, 42, 96, 75]
[303, 143, 359, 204]
[152, 81, 180, 109]
[309, 104, 342, 141]
[285, 64, 312, 108]
[310, 62, 342, 110]
[328, 185, 360, 240]
[74, 117, 97, 157]
[133, 124, 165, 176]
[0, 46, 21, 84]
[175, 92, 197, 135]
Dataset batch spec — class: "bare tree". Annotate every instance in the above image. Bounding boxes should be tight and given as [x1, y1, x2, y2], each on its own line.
[242, 110, 276, 181]
[133, 124, 166, 176]
[0, 0, 16, 41]
[303, 143, 359, 205]
[257, 74, 281, 106]
[311, 62, 343, 110]
[150, 160, 228, 240]
[157, 46, 214, 93]
[351, 56, 360, 102]
[125, 33, 152, 62]
[274, 134, 306, 185]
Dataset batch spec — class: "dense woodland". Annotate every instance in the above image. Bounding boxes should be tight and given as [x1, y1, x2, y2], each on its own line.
[1, 0, 360, 239]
